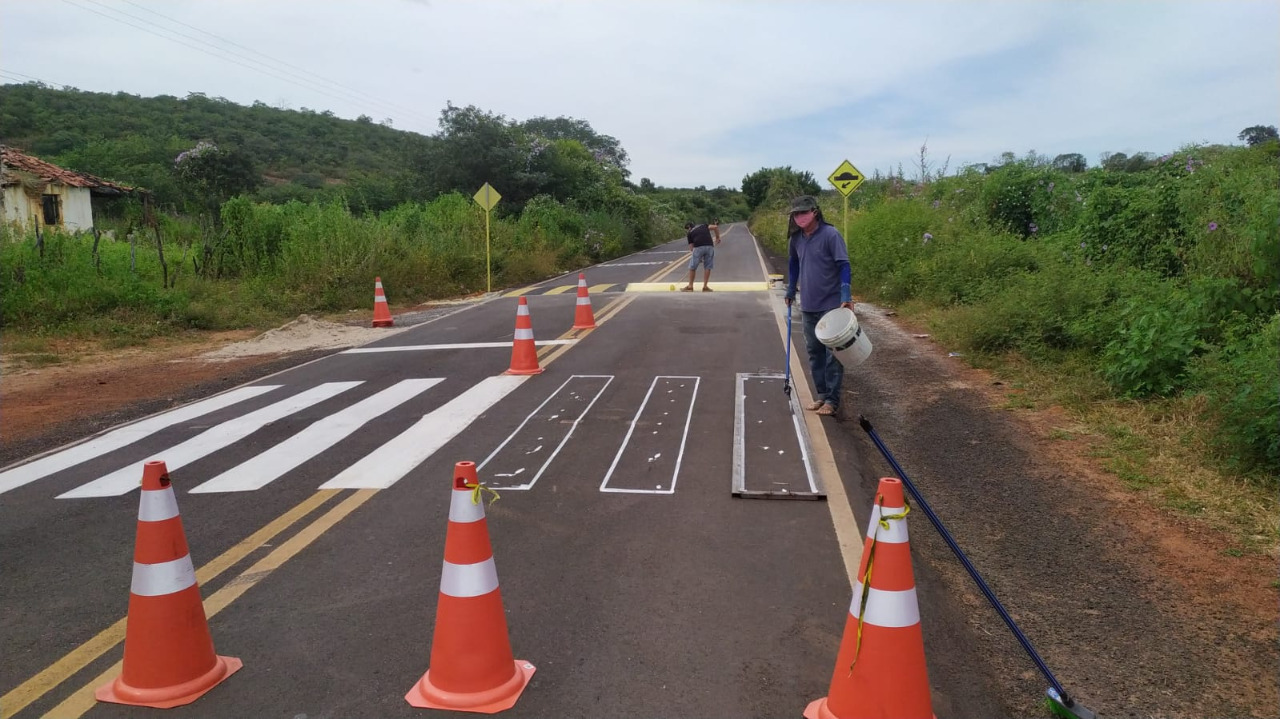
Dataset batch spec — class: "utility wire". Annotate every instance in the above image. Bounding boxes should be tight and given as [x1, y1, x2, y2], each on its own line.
[115, 0, 426, 121]
[69, 0, 417, 122]
[0, 68, 73, 89]
[59, 0, 427, 126]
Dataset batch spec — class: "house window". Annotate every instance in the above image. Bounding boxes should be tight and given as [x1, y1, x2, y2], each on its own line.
[41, 194, 61, 226]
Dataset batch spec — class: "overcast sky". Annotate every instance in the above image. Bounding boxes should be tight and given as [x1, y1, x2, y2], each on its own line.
[2, 1, 1277, 188]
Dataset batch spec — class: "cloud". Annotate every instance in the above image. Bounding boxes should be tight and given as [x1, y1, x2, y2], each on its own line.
[1, 0, 1276, 188]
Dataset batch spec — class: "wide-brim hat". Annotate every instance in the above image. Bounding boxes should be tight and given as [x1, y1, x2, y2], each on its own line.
[788, 195, 819, 214]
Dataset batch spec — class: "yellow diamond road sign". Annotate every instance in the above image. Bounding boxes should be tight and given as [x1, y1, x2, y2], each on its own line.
[828, 160, 865, 197]
[473, 182, 501, 211]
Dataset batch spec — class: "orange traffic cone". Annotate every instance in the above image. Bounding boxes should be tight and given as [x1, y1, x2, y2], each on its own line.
[572, 272, 596, 330]
[96, 461, 242, 708]
[406, 461, 535, 713]
[373, 276, 394, 327]
[804, 477, 933, 719]
[504, 296, 543, 375]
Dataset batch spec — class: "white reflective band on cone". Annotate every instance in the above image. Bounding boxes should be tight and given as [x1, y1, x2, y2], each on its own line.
[131, 555, 197, 596]
[514, 328, 535, 340]
[865, 505, 910, 543]
[449, 488, 486, 523]
[576, 297, 591, 305]
[849, 583, 920, 628]
[517, 305, 529, 315]
[376, 282, 384, 289]
[138, 487, 180, 522]
[440, 557, 499, 598]
[375, 295, 387, 302]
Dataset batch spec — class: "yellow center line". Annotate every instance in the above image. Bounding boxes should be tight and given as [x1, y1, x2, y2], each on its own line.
[3, 489, 342, 718]
[40, 489, 378, 719]
[15, 246, 690, 718]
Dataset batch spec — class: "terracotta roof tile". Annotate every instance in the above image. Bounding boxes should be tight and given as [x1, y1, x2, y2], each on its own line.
[0, 145, 134, 193]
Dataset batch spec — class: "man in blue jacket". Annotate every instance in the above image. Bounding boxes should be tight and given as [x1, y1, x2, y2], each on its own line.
[783, 195, 853, 417]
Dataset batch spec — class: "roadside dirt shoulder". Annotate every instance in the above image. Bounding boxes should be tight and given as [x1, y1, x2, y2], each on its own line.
[752, 237, 1277, 717]
[0, 313, 412, 467]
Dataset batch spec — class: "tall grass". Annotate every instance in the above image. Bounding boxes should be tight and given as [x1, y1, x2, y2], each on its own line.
[0, 192, 681, 340]
[750, 140, 1279, 497]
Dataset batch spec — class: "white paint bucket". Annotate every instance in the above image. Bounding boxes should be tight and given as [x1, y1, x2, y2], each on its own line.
[815, 307, 873, 368]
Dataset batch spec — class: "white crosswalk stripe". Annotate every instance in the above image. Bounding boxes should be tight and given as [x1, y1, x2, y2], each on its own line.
[0, 385, 280, 497]
[319, 375, 528, 490]
[57, 382, 361, 499]
[6, 371, 728, 500]
[189, 378, 444, 494]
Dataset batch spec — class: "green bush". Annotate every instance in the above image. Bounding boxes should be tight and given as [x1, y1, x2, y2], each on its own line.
[1190, 313, 1280, 480]
[1100, 286, 1201, 397]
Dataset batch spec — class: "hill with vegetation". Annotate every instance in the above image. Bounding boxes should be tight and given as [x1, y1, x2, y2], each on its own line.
[0, 82, 746, 222]
[0, 83, 745, 346]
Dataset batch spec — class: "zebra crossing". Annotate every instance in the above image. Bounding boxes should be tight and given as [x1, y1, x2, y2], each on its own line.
[1, 367, 814, 500]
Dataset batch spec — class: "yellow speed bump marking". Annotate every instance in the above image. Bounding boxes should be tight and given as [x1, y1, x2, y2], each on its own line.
[624, 281, 768, 293]
[5, 489, 342, 719]
[543, 285, 576, 295]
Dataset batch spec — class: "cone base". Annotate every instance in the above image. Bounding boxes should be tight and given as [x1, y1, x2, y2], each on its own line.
[805, 696, 936, 719]
[95, 655, 242, 709]
[504, 367, 544, 375]
[372, 319, 395, 327]
[573, 321, 596, 330]
[406, 659, 535, 714]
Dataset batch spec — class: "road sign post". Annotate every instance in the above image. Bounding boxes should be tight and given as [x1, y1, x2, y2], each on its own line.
[473, 182, 502, 293]
[828, 160, 865, 242]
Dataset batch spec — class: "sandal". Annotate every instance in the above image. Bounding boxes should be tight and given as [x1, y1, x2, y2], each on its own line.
[816, 403, 838, 417]
[702, 286, 713, 292]
[805, 400, 826, 411]
[680, 286, 694, 292]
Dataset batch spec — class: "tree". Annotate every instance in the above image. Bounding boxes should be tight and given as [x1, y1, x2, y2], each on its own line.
[1123, 152, 1155, 172]
[173, 140, 260, 212]
[1100, 152, 1129, 171]
[521, 116, 629, 176]
[741, 167, 774, 210]
[1238, 125, 1279, 147]
[638, 177, 655, 192]
[1052, 153, 1087, 173]
[741, 166, 820, 210]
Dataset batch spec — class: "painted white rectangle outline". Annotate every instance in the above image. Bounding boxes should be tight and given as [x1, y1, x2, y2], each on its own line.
[600, 376, 700, 495]
[478, 375, 614, 491]
[733, 373, 818, 495]
[342, 340, 575, 355]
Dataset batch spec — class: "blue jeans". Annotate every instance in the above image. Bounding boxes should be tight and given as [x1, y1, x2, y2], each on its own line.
[802, 310, 844, 409]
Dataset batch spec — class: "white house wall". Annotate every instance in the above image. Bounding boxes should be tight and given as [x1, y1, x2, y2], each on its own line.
[60, 186, 94, 231]
[2, 186, 32, 228]
[1, 184, 95, 231]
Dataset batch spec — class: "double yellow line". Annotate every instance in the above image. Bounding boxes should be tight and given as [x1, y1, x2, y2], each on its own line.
[4, 252, 688, 719]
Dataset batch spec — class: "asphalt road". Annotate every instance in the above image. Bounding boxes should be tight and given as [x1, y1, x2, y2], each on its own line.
[1, 224, 1006, 718]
